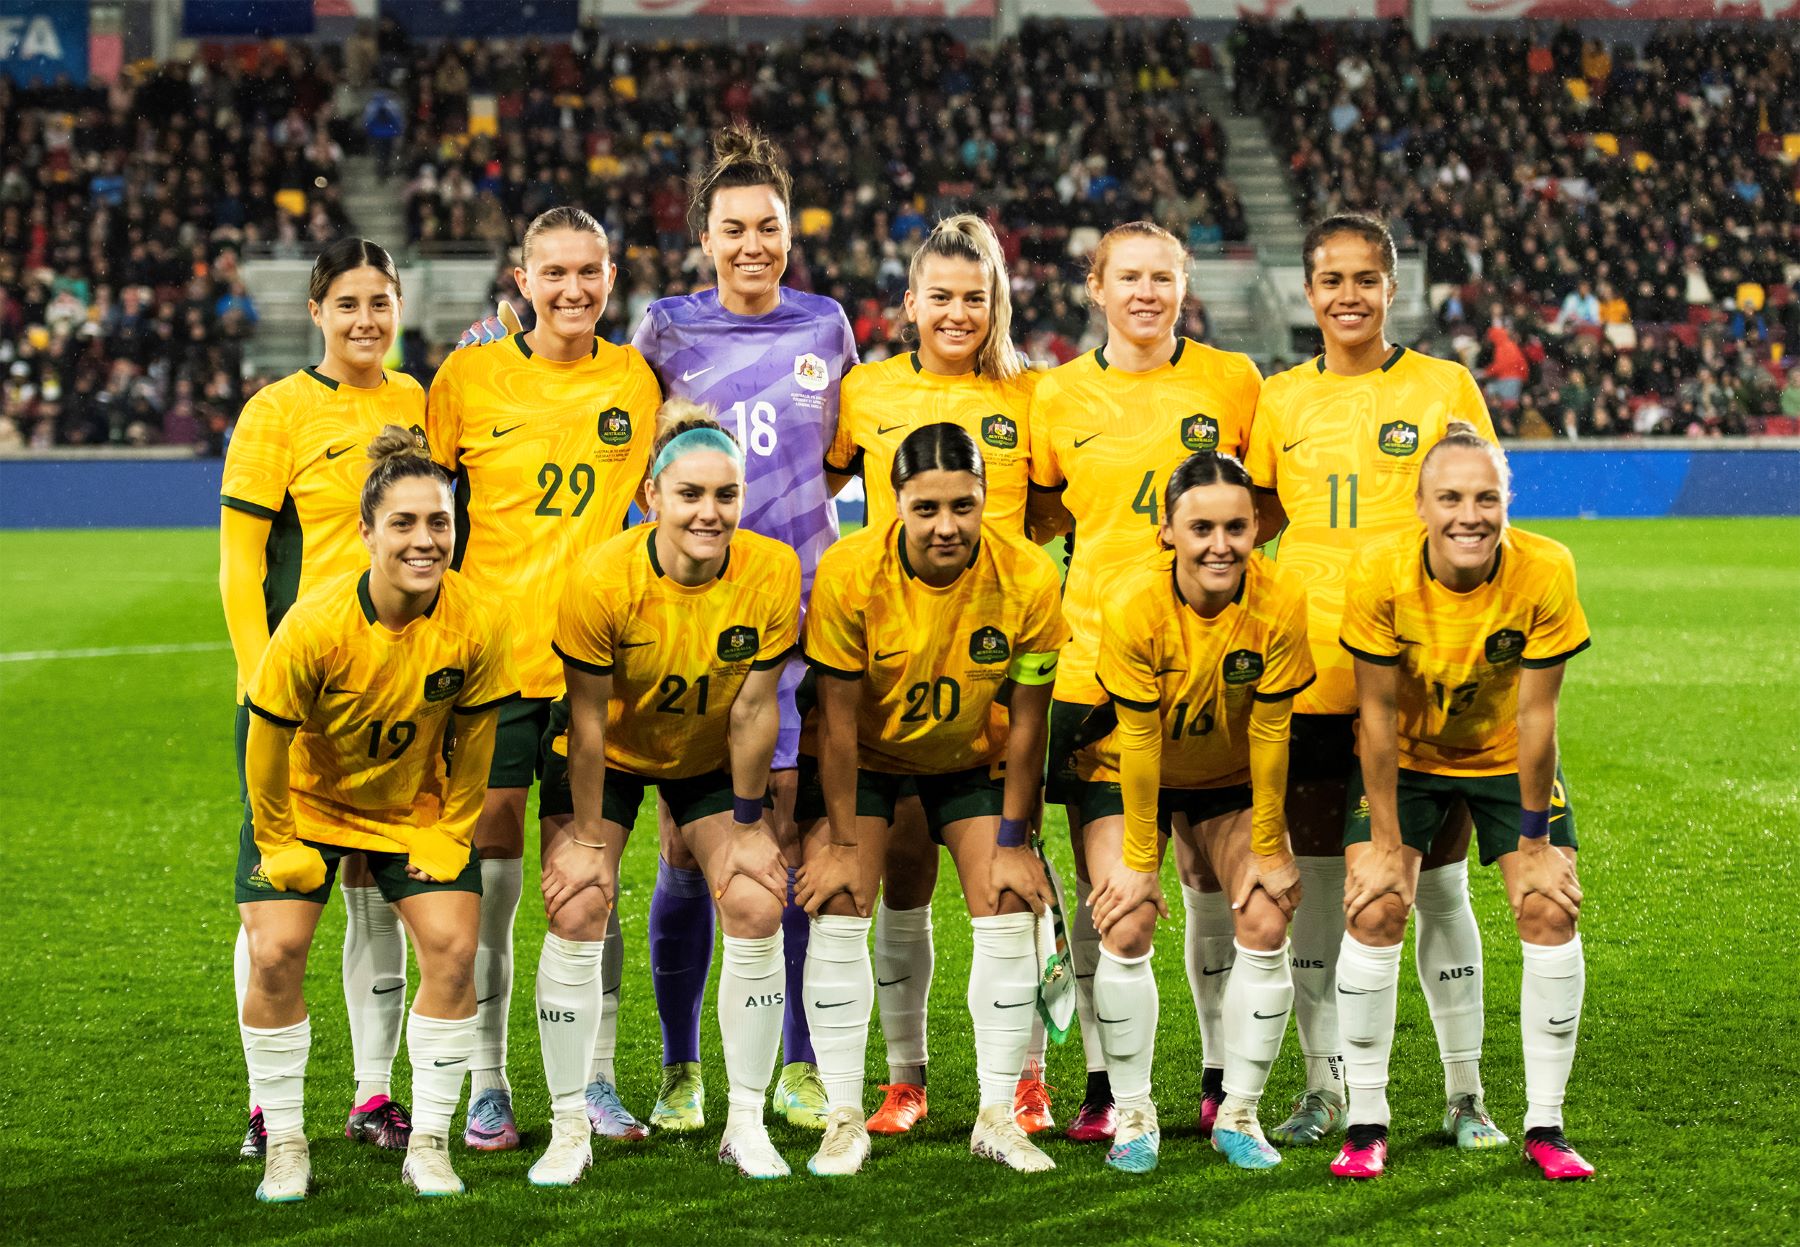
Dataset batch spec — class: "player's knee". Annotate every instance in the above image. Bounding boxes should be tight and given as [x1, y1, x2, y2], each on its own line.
[1104, 905, 1157, 959]
[1515, 893, 1576, 946]
[246, 926, 309, 985]
[1234, 894, 1288, 951]
[548, 891, 610, 942]
[1349, 895, 1409, 946]
[718, 880, 782, 938]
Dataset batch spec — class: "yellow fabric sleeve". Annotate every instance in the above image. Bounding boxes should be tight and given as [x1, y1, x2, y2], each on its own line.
[1247, 696, 1294, 858]
[244, 715, 326, 893]
[1115, 701, 1163, 873]
[220, 507, 273, 692]
[411, 708, 499, 881]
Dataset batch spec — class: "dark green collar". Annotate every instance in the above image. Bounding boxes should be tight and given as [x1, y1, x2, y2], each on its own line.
[897, 526, 979, 585]
[1096, 337, 1186, 372]
[1422, 534, 1502, 588]
[358, 569, 438, 624]
[514, 332, 598, 360]
[646, 525, 730, 582]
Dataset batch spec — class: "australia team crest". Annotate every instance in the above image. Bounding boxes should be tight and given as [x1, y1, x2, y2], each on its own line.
[1181, 413, 1220, 452]
[794, 353, 829, 392]
[981, 414, 1018, 450]
[718, 625, 760, 663]
[424, 666, 466, 702]
[598, 407, 632, 446]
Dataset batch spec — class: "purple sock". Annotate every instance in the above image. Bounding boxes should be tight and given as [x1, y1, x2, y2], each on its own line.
[649, 858, 712, 1066]
[780, 867, 816, 1066]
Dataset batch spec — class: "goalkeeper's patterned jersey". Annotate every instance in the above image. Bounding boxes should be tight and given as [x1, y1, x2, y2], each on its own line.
[1081, 551, 1314, 789]
[220, 367, 427, 629]
[1339, 526, 1590, 777]
[553, 525, 801, 780]
[828, 352, 1038, 535]
[632, 287, 858, 596]
[246, 568, 519, 851]
[803, 521, 1068, 776]
[426, 333, 661, 699]
[1245, 347, 1494, 717]
[1028, 339, 1262, 705]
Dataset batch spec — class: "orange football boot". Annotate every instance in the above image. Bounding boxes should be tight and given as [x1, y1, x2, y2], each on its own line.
[1013, 1061, 1055, 1135]
[865, 1083, 928, 1135]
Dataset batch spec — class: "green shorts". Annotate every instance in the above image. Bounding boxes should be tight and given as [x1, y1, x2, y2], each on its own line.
[490, 696, 553, 790]
[537, 699, 738, 826]
[234, 817, 481, 905]
[792, 755, 1005, 841]
[1069, 779, 1253, 836]
[1047, 698, 1112, 807]
[1289, 713, 1358, 787]
[1344, 766, 1579, 866]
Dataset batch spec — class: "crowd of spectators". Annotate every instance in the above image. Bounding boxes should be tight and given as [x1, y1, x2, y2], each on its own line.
[1, 45, 357, 450]
[1235, 17, 1800, 437]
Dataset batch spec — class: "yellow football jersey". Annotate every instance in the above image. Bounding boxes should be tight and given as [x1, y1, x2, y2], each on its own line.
[220, 367, 428, 627]
[1028, 339, 1262, 704]
[1339, 526, 1591, 777]
[1080, 551, 1314, 788]
[827, 353, 1038, 534]
[804, 521, 1069, 775]
[427, 333, 662, 698]
[1245, 347, 1494, 716]
[246, 568, 520, 851]
[553, 525, 801, 780]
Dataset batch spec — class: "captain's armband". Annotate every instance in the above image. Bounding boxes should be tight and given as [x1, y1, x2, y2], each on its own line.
[1006, 650, 1061, 687]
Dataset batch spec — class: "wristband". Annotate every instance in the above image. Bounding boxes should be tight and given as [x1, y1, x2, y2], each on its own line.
[996, 817, 1029, 848]
[734, 794, 765, 825]
[1519, 808, 1550, 840]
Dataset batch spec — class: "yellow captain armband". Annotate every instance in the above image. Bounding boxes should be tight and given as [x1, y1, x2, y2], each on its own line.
[1007, 650, 1061, 686]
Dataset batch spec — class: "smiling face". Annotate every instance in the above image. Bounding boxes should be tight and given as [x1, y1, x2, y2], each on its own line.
[651, 449, 743, 568]
[1162, 481, 1256, 606]
[516, 228, 613, 346]
[1417, 445, 1507, 583]
[1088, 235, 1185, 354]
[897, 468, 985, 580]
[360, 474, 454, 600]
[701, 184, 791, 312]
[309, 266, 398, 378]
[1305, 231, 1395, 355]
[905, 254, 991, 374]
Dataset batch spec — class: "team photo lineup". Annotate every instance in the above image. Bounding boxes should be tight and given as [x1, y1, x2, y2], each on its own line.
[221, 118, 1599, 1203]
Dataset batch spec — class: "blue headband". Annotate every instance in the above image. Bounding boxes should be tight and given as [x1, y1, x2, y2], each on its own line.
[652, 427, 743, 479]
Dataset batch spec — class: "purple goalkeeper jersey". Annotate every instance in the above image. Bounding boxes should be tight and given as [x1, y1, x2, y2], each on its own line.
[632, 287, 858, 594]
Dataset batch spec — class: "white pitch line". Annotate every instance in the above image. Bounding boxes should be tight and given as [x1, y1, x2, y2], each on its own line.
[0, 641, 231, 663]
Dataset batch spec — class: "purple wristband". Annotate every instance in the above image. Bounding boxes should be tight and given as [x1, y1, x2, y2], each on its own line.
[996, 817, 1029, 848]
[734, 794, 765, 826]
[1519, 808, 1550, 840]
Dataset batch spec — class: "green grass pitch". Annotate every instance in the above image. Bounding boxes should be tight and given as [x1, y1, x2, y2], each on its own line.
[1, 519, 1796, 1245]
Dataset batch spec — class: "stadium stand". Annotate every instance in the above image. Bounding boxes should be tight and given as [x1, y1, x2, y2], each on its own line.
[1234, 18, 1799, 438]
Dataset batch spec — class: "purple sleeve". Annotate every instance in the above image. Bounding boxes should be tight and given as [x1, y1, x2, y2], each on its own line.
[630, 308, 664, 373]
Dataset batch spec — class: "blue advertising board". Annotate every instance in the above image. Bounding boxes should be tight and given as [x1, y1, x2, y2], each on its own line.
[1, 1, 88, 87]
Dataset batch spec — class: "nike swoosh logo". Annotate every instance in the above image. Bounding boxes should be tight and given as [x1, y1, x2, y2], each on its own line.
[995, 999, 1034, 1009]
[1035, 658, 1058, 676]
[603, 985, 620, 996]
[1096, 1015, 1130, 1024]
[813, 1000, 855, 1010]
[476, 994, 502, 1006]
[619, 641, 652, 649]
[325, 445, 354, 459]
[1548, 1015, 1577, 1026]
[1201, 966, 1229, 976]
[1282, 437, 1310, 453]
[653, 967, 683, 976]
[492, 424, 525, 438]
[371, 983, 404, 995]
[325, 685, 359, 696]
[433, 1058, 465, 1067]
[874, 650, 907, 661]
[877, 976, 911, 988]
[682, 366, 715, 383]
[877, 423, 907, 435]
[1337, 986, 1371, 996]
[1253, 1010, 1285, 1019]
[1073, 434, 1101, 448]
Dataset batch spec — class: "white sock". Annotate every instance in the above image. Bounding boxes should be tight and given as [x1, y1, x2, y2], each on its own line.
[967, 913, 1039, 1108]
[407, 1010, 474, 1141]
[1336, 934, 1404, 1128]
[874, 901, 933, 1083]
[342, 884, 407, 1103]
[1521, 935, 1585, 1132]
[472, 856, 523, 1095]
[1069, 877, 1107, 1074]
[1181, 883, 1235, 1073]
[234, 926, 254, 1111]
[536, 932, 603, 1117]
[590, 906, 623, 1084]
[241, 1016, 310, 1139]
[1414, 860, 1485, 1101]
[1093, 945, 1158, 1113]
[804, 914, 874, 1113]
[1292, 855, 1349, 1096]
[1221, 941, 1293, 1107]
[719, 932, 786, 1130]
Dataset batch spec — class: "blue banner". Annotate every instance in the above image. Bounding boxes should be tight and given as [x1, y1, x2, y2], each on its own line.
[382, 0, 581, 39]
[182, 1, 315, 37]
[1, 1, 88, 88]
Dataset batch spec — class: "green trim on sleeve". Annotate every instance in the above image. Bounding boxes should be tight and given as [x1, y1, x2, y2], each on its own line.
[455, 691, 523, 716]
[551, 642, 614, 678]
[1253, 673, 1317, 703]
[751, 643, 798, 672]
[220, 494, 281, 520]
[246, 699, 303, 729]
[1521, 638, 1591, 669]
[825, 448, 863, 476]
[804, 654, 863, 681]
[1340, 641, 1401, 667]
